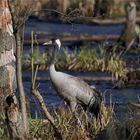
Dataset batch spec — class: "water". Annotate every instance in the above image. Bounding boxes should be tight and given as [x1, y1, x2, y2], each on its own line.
[23, 70, 140, 120]
[23, 19, 140, 68]
[25, 19, 124, 36]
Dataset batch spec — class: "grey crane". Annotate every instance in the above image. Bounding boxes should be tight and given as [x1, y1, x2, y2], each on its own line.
[43, 38, 102, 118]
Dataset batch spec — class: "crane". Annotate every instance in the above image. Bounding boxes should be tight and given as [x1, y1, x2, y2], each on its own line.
[43, 38, 102, 118]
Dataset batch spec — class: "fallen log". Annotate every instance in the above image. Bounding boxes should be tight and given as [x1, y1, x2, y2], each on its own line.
[69, 17, 140, 25]
[23, 76, 112, 82]
[90, 17, 140, 25]
[23, 34, 119, 46]
[37, 16, 140, 25]
[69, 17, 125, 25]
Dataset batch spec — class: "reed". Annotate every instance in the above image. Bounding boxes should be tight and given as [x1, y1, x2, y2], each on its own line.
[23, 44, 128, 87]
[28, 100, 113, 140]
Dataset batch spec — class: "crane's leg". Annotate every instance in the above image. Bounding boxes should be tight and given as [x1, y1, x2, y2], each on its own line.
[70, 101, 77, 112]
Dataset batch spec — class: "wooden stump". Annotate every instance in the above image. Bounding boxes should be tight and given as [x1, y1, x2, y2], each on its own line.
[0, 0, 26, 139]
[120, 2, 136, 46]
[5, 95, 26, 140]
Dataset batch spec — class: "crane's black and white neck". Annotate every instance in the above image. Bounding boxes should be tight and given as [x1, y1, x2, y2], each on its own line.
[43, 38, 61, 65]
[43, 38, 62, 86]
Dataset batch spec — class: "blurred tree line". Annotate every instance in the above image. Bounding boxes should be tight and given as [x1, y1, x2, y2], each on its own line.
[20, 0, 140, 20]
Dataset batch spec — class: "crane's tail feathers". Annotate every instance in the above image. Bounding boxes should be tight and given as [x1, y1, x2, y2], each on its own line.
[89, 89, 103, 118]
[92, 88, 103, 102]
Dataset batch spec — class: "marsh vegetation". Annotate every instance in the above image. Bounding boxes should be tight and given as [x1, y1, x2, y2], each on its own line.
[0, 0, 140, 139]
[28, 102, 113, 140]
[23, 44, 129, 87]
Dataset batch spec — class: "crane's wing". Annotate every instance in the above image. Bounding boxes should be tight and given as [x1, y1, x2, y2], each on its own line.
[52, 72, 98, 105]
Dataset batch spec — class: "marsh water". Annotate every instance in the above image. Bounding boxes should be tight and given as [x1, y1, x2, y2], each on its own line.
[24, 18, 124, 36]
[23, 19, 140, 121]
[23, 70, 140, 120]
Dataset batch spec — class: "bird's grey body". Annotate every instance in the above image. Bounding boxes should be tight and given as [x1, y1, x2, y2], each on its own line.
[50, 64, 95, 109]
[44, 39, 102, 118]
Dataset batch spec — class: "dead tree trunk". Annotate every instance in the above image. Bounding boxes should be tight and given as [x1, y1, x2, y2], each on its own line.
[93, 0, 113, 18]
[0, 0, 16, 115]
[15, 30, 29, 137]
[120, 2, 136, 46]
[0, 0, 28, 139]
[8, 1, 29, 138]
[5, 95, 25, 140]
[93, 0, 102, 17]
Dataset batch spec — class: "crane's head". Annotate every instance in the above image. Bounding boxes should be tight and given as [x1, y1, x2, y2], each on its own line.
[43, 38, 61, 50]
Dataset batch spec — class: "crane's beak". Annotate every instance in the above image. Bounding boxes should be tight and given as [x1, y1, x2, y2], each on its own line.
[43, 39, 61, 50]
[43, 40, 52, 46]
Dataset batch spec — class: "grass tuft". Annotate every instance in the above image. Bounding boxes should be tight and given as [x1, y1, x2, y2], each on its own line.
[28, 100, 113, 140]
